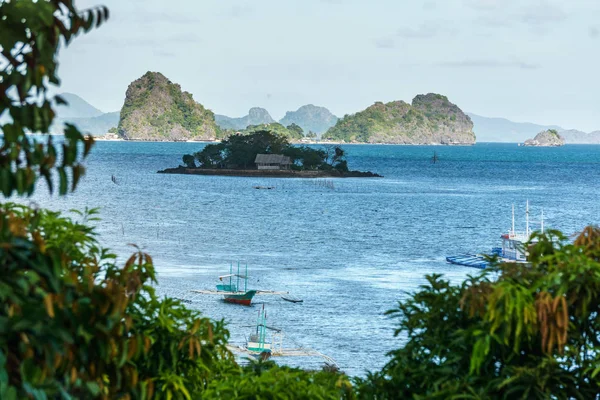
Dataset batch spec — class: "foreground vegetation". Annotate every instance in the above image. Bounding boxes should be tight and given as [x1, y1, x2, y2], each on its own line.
[2, 1, 600, 399]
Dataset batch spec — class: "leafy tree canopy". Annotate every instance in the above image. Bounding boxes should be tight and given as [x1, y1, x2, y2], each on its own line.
[0, 0, 105, 196]
[189, 131, 348, 171]
[356, 227, 600, 399]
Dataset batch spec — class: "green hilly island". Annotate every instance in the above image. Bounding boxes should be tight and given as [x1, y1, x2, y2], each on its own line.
[323, 93, 475, 144]
[117, 72, 219, 141]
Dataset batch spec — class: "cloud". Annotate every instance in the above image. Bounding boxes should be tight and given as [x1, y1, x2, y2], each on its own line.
[519, 2, 567, 26]
[467, 0, 567, 31]
[397, 21, 457, 39]
[436, 59, 540, 69]
[373, 37, 396, 49]
[590, 26, 599, 38]
[226, 4, 254, 18]
[464, 0, 504, 11]
[130, 11, 201, 25]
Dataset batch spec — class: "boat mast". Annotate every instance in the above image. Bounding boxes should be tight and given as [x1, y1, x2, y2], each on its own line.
[237, 261, 240, 292]
[511, 204, 515, 236]
[526, 200, 530, 237]
[245, 263, 248, 292]
[229, 262, 232, 289]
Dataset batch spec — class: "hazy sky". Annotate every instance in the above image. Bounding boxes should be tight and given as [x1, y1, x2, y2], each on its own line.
[60, 0, 600, 131]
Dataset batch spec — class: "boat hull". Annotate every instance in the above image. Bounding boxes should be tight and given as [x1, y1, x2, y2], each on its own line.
[223, 290, 257, 305]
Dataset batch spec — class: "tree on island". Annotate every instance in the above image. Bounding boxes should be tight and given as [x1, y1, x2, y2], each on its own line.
[182, 154, 196, 168]
[306, 130, 318, 139]
[187, 130, 349, 172]
[286, 123, 304, 137]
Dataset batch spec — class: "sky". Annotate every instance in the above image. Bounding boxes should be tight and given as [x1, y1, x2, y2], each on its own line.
[59, 0, 600, 131]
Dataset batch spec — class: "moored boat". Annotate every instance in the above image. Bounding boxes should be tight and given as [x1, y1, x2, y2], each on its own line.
[447, 201, 544, 269]
[216, 262, 257, 305]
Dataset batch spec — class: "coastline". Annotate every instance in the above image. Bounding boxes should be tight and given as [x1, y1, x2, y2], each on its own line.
[157, 167, 383, 178]
[92, 136, 475, 146]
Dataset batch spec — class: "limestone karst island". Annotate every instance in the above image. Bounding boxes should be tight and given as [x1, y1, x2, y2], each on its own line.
[108, 71, 475, 146]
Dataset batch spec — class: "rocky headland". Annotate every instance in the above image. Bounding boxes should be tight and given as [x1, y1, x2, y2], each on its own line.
[322, 93, 475, 145]
[117, 72, 219, 141]
[523, 129, 565, 147]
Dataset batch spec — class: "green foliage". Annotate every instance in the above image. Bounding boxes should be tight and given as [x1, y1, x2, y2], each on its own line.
[306, 130, 318, 139]
[323, 95, 470, 143]
[117, 72, 219, 140]
[356, 227, 600, 399]
[286, 123, 304, 137]
[204, 360, 355, 399]
[240, 123, 304, 140]
[108, 126, 118, 134]
[0, 203, 232, 399]
[182, 154, 196, 168]
[0, 0, 106, 196]
[193, 131, 348, 172]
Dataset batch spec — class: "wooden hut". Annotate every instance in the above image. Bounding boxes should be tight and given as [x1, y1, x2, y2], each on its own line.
[254, 154, 292, 170]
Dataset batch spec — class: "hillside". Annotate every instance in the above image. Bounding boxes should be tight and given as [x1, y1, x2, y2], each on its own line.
[467, 113, 561, 143]
[51, 112, 120, 135]
[279, 105, 338, 136]
[468, 113, 600, 144]
[55, 93, 104, 119]
[225, 122, 304, 141]
[214, 107, 274, 130]
[117, 72, 219, 141]
[323, 94, 475, 144]
[559, 129, 600, 144]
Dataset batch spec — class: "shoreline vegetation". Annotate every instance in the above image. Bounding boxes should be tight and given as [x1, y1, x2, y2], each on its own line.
[157, 166, 382, 178]
[158, 130, 383, 178]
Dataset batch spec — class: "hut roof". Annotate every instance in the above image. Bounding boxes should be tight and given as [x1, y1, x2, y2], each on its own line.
[255, 154, 291, 165]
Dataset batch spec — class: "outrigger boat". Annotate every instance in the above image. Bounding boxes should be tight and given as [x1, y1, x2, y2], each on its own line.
[227, 305, 337, 366]
[189, 262, 288, 306]
[446, 201, 544, 269]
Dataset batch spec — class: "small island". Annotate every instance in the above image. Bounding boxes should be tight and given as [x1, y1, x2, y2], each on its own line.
[523, 129, 565, 147]
[157, 130, 382, 178]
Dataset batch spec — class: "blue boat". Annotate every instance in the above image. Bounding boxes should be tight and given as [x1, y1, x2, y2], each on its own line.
[447, 201, 543, 269]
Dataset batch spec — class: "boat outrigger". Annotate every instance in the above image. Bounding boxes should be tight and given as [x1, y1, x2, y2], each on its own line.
[446, 201, 544, 269]
[189, 262, 289, 306]
[227, 305, 337, 366]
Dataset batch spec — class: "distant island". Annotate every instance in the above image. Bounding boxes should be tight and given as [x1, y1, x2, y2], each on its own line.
[157, 130, 382, 178]
[322, 93, 475, 145]
[117, 72, 219, 141]
[523, 129, 565, 147]
[46, 74, 600, 144]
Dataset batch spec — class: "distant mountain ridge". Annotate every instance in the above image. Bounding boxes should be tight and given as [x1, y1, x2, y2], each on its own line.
[279, 105, 338, 135]
[20, 88, 600, 144]
[55, 93, 104, 119]
[215, 107, 275, 130]
[468, 113, 600, 144]
[467, 113, 561, 143]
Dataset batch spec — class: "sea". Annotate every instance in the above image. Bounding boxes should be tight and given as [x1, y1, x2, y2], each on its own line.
[21, 141, 600, 377]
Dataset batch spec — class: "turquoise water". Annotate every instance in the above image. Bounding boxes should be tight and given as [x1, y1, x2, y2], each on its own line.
[23, 142, 600, 376]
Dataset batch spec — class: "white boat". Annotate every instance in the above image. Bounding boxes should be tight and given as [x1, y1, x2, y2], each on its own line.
[446, 201, 544, 269]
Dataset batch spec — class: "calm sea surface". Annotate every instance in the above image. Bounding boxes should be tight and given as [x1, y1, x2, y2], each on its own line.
[24, 141, 600, 376]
